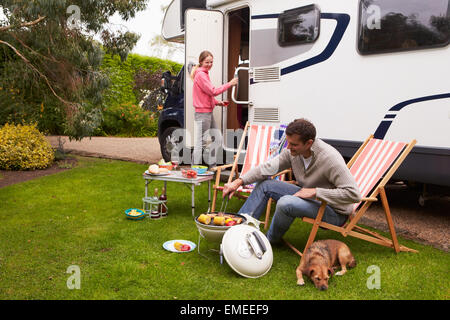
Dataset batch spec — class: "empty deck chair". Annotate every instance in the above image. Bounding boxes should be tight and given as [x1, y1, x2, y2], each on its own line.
[211, 122, 290, 227]
[285, 135, 418, 257]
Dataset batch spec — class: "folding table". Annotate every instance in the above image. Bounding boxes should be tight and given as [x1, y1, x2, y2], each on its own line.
[143, 170, 214, 218]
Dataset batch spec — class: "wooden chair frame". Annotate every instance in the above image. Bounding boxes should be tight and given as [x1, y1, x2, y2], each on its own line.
[211, 122, 291, 228]
[284, 135, 419, 258]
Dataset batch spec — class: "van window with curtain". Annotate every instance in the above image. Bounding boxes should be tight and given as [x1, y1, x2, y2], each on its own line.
[278, 5, 321, 47]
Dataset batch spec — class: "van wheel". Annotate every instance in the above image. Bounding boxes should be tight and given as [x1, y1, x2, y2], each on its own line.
[160, 126, 183, 162]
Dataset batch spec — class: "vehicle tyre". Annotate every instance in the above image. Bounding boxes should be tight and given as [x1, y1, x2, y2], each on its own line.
[160, 126, 183, 162]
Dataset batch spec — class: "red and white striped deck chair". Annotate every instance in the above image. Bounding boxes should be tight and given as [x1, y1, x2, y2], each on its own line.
[285, 135, 418, 257]
[211, 122, 290, 227]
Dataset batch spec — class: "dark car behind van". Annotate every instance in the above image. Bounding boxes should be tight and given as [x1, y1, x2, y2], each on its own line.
[158, 67, 185, 161]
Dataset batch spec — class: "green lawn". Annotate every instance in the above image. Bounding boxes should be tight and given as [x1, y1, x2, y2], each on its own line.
[0, 157, 448, 300]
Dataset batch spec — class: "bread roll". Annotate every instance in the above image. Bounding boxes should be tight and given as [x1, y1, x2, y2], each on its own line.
[148, 164, 159, 174]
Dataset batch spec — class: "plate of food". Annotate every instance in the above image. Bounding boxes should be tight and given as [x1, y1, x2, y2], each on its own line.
[145, 164, 170, 176]
[144, 170, 170, 176]
[163, 240, 196, 253]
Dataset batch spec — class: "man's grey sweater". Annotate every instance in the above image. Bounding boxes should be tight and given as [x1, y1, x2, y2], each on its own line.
[239, 139, 362, 216]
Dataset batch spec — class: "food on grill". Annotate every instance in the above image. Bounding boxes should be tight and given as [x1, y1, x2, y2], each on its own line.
[198, 214, 211, 225]
[213, 216, 226, 226]
[197, 213, 244, 226]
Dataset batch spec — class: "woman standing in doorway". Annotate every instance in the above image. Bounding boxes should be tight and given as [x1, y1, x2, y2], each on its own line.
[191, 50, 238, 165]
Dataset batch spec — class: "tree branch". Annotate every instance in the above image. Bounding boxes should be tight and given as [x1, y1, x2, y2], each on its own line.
[0, 15, 46, 32]
[0, 39, 73, 107]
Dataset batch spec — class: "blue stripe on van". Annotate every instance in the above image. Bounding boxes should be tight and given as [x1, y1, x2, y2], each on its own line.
[249, 13, 350, 79]
[374, 93, 450, 139]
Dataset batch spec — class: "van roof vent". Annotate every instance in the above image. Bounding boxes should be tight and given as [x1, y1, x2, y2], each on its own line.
[252, 107, 280, 123]
[253, 67, 281, 82]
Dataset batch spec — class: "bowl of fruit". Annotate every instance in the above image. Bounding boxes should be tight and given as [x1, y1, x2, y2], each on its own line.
[125, 208, 146, 220]
[191, 165, 208, 174]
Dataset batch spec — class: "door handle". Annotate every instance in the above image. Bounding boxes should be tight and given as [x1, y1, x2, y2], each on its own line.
[231, 67, 251, 105]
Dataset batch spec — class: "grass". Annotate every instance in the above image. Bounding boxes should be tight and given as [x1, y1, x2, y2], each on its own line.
[0, 156, 448, 300]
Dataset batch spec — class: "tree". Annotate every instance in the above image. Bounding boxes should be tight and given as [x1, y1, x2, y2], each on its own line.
[0, 0, 148, 140]
[148, 4, 183, 62]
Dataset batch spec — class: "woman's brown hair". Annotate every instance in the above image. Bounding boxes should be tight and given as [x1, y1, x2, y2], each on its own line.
[190, 50, 213, 80]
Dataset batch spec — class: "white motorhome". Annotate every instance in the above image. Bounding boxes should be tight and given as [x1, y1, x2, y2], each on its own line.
[161, 0, 450, 187]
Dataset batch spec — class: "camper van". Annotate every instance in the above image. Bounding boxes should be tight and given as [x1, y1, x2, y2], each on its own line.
[158, 0, 450, 188]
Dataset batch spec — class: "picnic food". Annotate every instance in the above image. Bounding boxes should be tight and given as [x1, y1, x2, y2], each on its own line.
[158, 159, 172, 166]
[197, 213, 244, 226]
[174, 241, 191, 251]
[198, 214, 211, 225]
[213, 216, 226, 226]
[225, 218, 237, 226]
[128, 209, 142, 216]
[148, 164, 160, 174]
[182, 169, 197, 178]
[159, 168, 169, 173]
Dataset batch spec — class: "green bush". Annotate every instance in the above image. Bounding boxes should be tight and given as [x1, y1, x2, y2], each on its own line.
[98, 102, 158, 137]
[0, 123, 55, 170]
[101, 53, 182, 107]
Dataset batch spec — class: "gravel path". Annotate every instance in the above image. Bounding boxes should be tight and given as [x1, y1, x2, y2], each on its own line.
[47, 136, 162, 164]
[47, 136, 450, 252]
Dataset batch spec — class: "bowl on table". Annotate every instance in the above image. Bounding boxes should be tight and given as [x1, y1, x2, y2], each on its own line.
[191, 165, 208, 174]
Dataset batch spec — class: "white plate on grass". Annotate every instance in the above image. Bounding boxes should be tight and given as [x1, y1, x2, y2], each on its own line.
[163, 240, 196, 253]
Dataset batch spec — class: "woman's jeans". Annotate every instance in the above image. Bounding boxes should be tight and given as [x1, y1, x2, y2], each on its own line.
[193, 112, 218, 165]
[237, 179, 348, 243]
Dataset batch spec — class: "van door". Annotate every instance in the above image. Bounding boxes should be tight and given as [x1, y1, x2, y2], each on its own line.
[184, 9, 224, 148]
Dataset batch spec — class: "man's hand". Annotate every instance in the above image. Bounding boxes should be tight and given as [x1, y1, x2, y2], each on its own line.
[294, 188, 317, 200]
[223, 178, 243, 199]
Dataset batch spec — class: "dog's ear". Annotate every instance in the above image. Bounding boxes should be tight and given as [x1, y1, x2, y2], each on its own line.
[328, 268, 334, 276]
[309, 267, 316, 277]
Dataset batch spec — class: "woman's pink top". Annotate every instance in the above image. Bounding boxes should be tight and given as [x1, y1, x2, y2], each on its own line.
[193, 67, 231, 113]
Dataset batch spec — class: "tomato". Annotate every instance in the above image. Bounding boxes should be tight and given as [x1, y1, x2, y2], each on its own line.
[181, 244, 191, 251]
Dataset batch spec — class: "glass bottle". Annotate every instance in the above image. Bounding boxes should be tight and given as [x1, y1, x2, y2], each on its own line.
[151, 188, 160, 218]
[159, 187, 167, 216]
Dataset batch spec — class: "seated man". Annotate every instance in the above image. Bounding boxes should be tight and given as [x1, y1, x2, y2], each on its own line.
[222, 118, 362, 244]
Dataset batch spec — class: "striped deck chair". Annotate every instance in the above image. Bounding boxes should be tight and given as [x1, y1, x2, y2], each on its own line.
[285, 135, 418, 257]
[211, 122, 290, 227]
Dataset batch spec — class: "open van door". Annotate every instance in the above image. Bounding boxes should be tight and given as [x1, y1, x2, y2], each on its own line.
[184, 9, 224, 148]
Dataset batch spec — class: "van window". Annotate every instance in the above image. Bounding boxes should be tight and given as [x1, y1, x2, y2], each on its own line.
[358, 0, 450, 55]
[278, 4, 320, 47]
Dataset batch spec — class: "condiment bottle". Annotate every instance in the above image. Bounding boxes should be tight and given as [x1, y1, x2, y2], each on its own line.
[151, 188, 160, 218]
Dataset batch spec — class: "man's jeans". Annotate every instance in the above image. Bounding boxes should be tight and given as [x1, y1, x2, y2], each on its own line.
[237, 179, 348, 243]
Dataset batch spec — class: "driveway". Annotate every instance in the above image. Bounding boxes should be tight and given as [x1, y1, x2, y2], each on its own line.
[47, 136, 163, 164]
[46, 135, 450, 252]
